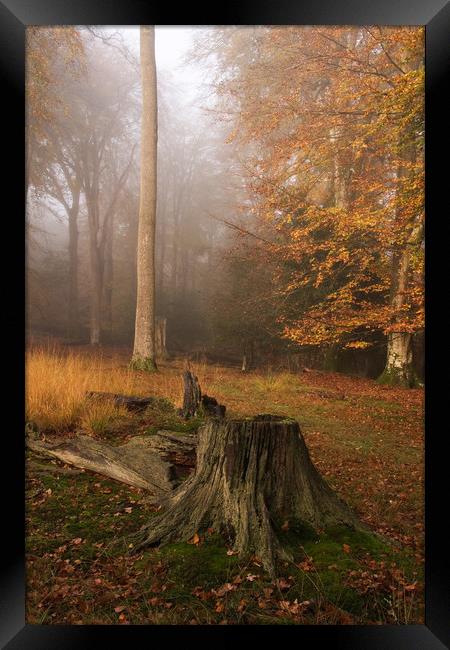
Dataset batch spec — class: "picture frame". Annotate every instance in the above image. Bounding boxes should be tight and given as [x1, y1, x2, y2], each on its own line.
[1, 0, 448, 646]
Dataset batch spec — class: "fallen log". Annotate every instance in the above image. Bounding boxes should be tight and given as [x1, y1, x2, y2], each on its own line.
[26, 376, 223, 493]
[26, 432, 197, 495]
[85, 391, 160, 412]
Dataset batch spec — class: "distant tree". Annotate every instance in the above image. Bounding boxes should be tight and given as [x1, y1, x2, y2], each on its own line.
[78, 47, 137, 346]
[26, 27, 85, 338]
[26, 27, 84, 195]
[131, 26, 158, 370]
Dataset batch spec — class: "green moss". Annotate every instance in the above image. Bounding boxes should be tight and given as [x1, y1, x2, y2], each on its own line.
[160, 536, 241, 592]
[26, 467, 146, 557]
[129, 356, 158, 372]
[377, 366, 421, 388]
[145, 414, 204, 435]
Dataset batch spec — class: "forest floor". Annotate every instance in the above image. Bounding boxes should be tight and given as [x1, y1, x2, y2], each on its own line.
[26, 343, 424, 625]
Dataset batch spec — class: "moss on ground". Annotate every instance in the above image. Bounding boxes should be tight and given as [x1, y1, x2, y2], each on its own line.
[25, 355, 424, 625]
[26, 457, 423, 625]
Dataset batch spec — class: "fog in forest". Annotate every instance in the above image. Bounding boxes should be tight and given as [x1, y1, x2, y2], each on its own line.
[28, 28, 237, 351]
[26, 26, 424, 382]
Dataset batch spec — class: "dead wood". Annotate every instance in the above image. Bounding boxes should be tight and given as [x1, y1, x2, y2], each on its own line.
[26, 431, 197, 495]
[133, 415, 361, 575]
[85, 391, 160, 412]
[179, 370, 226, 419]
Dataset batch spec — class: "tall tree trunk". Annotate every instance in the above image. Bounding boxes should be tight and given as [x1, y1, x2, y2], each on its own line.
[103, 211, 114, 342]
[379, 223, 422, 386]
[157, 202, 167, 298]
[89, 240, 103, 346]
[132, 25, 158, 371]
[155, 317, 168, 359]
[67, 192, 80, 340]
[171, 210, 179, 295]
[180, 247, 188, 301]
[379, 143, 421, 387]
[85, 179, 103, 347]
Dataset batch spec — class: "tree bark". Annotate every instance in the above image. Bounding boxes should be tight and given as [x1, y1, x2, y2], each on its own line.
[86, 391, 164, 412]
[27, 432, 195, 496]
[180, 370, 226, 419]
[89, 235, 103, 346]
[103, 211, 114, 341]
[67, 202, 80, 340]
[133, 415, 359, 574]
[155, 317, 168, 359]
[379, 140, 422, 387]
[132, 25, 158, 371]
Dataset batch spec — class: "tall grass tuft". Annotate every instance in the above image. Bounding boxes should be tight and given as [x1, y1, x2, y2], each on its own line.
[26, 347, 136, 433]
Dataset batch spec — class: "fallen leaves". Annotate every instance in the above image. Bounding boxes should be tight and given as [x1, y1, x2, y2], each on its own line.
[297, 557, 315, 572]
[188, 532, 201, 546]
[245, 574, 258, 582]
[278, 599, 312, 616]
[213, 583, 236, 598]
[275, 577, 291, 591]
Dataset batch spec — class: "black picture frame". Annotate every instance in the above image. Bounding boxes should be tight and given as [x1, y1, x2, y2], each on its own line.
[1, 0, 448, 647]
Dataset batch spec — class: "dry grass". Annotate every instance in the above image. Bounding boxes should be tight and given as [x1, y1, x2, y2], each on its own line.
[25, 345, 185, 433]
[252, 368, 296, 393]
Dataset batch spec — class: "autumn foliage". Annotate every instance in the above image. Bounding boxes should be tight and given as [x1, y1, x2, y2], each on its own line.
[199, 27, 424, 381]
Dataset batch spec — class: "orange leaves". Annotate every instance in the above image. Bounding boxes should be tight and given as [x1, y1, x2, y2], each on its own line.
[188, 532, 201, 546]
[208, 25, 424, 349]
[214, 583, 236, 598]
[278, 599, 312, 616]
[297, 557, 315, 572]
[345, 341, 371, 349]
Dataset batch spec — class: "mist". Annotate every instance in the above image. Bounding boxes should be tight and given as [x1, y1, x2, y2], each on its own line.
[26, 25, 424, 379]
[27, 26, 244, 356]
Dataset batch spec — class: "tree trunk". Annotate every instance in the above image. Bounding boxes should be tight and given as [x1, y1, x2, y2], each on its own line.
[157, 201, 167, 298]
[379, 142, 422, 387]
[103, 211, 114, 342]
[179, 370, 226, 419]
[134, 415, 359, 575]
[86, 391, 164, 412]
[155, 317, 168, 359]
[89, 241, 103, 346]
[27, 431, 196, 496]
[67, 199, 80, 340]
[171, 211, 179, 295]
[132, 25, 158, 371]
[379, 238, 415, 385]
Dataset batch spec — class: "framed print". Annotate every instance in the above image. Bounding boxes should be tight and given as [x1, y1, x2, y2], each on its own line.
[1, 0, 448, 647]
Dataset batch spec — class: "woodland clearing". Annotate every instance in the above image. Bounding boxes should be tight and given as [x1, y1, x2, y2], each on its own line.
[26, 344, 424, 625]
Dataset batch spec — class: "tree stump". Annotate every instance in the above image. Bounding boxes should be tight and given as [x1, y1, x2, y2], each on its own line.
[134, 415, 360, 574]
[180, 370, 226, 419]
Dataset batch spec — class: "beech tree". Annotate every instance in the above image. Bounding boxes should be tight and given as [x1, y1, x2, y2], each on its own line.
[131, 25, 158, 370]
